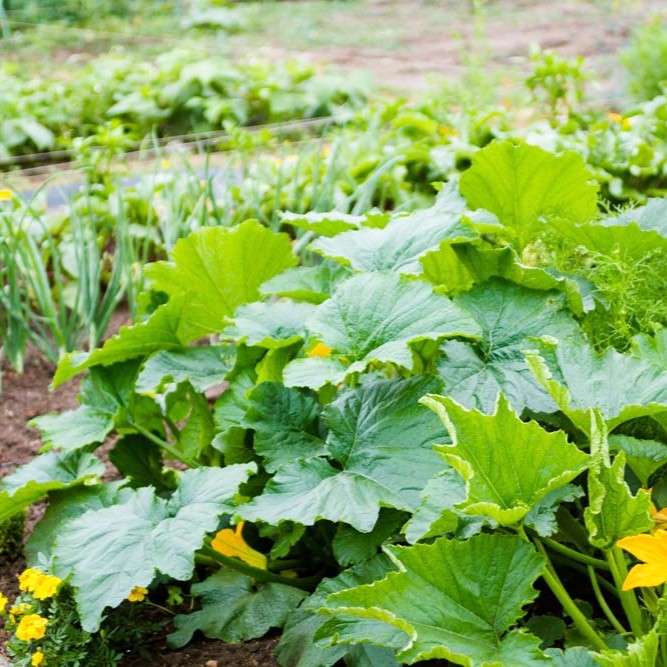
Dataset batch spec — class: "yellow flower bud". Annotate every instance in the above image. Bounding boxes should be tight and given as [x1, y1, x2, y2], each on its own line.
[32, 650, 45, 666]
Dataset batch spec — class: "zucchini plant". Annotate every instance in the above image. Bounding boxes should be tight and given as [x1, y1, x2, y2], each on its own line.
[2, 140, 667, 665]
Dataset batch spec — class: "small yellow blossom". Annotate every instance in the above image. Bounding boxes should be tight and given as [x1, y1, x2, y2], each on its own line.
[0, 593, 8, 615]
[32, 574, 62, 601]
[0, 188, 13, 202]
[160, 158, 171, 169]
[18, 568, 43, 593]
[31, 651, 45, 666]
[10, 603, 33, 621]
[308, 342, 332, 358]
[15, 614, 48, 642]
[607, 112, 632, 130]
[127, 586, 148, 603]
[211, 522, 267, 570]
[617, 530, 667, 590]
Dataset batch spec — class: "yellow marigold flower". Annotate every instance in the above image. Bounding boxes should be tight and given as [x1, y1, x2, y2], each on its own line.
[308, 342, 332, 358]
[31, 651, 45, 666]
[32, 574, 62, 601]
[211, 522, 267, 570]
[15, 614, 48, 642]
[18, 568, 43, 593]
[10, 603, 32, 620]
[617, 530, 667, 590]
[0, 188, 13, 202]
[127, 586, 148, 603]
[0, 593, 8, 615]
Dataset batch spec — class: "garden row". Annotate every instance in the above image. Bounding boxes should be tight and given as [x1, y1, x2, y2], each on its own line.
[1, 135, 666, 665]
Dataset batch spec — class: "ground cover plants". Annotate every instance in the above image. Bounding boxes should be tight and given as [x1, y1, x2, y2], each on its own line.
[1, 135, 667, 664]
[0, 47, 368, 161]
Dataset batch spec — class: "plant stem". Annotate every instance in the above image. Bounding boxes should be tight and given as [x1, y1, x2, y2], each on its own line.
[146, 600, 175, 616]
[200, 545, 316, 592]
[605, 547, 645, 637]
[587, 565, 627, 636]
[534, 540, 607, 651]
[543, 537, 610, 571]
[130, 422, 198, 468]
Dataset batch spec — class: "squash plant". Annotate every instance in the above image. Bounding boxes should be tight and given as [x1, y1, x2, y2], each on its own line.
[2, 140, 667, 665]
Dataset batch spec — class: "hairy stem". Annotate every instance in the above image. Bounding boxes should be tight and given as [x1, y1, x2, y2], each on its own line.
[534, 540, 608, 651]
[606, 547, 645, 637]
[587, 565, 627, 636]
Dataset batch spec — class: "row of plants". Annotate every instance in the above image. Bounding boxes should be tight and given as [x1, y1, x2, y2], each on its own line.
[0, 46, 369, 161]
[4, 47, 667, 375]
[0, 137, 666, 665]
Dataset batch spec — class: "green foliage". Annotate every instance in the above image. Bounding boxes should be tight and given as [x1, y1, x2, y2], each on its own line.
[623, 19, 667, 100]
[0, 511, 25, 560]
[6, 106, 667, 665]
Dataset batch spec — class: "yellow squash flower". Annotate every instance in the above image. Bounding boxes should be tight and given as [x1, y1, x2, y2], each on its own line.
[211, 522, 267, 570]
[127, 586, 148, 603]
[617, 530, 667, 590]
[15, 614, 48, 641]
[31, 650, 45, 666]
[651, 505, 667, 530]
[18, 568, 43, 593]
[0, 593, 8, 615]
[308, 342, 332, 358]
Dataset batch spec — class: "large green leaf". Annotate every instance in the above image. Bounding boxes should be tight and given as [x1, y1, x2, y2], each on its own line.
[437, 280, 580, 414]
[260, 263, 350, 304]
[145, 220, 297, 342]
[584, 412, 652, 549]
[53, 464, 255, 631]
[53, 297, 189, 386]
[239, 377, 446, 532]
[225, 300, 317, 349]
[276, 554, 401, 667]
[422, 394, 590, 525]
[245, 382, 326, 472]
[459, 140, 598, 249]
[136, 346, 235, 398]
[168, 569, 306, 647]
[30, 405, 115, 452]
[311, 186, 472, 274]
[26, 482, 129, 565]
[402, 467, 475, 544]
[284, 272, 480, 389]
[0, 451, 105, 523]
[603, 197, 667, 236]
[319, 534, 547, 665]
[526, 337, 667, 435]
[280, 210, 368, 236]
[609, 435, 667, 487]
[333, 510, 407, 567]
